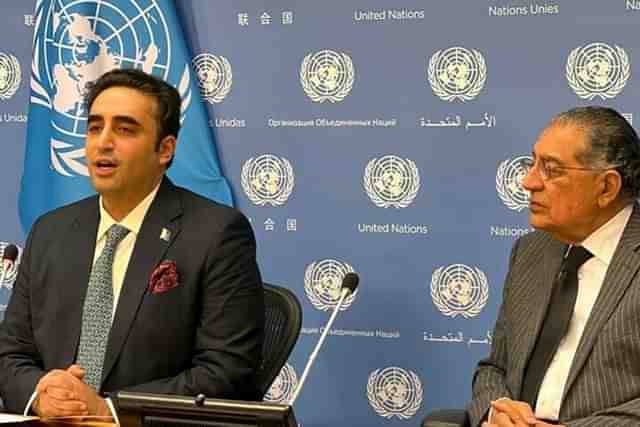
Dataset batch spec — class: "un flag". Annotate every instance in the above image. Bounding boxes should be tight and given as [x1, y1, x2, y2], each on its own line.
[19, 0, 232, 232]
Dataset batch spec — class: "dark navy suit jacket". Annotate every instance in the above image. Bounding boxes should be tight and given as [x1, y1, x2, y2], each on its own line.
[0, 177, 264, 412]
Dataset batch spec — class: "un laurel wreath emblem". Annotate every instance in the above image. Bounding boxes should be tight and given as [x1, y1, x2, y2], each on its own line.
[566, 42, 630, 100]
[367, 367, 423, 420]
[304, 259, 358, 312]
[364, 155, 420, 208]
[0, 53, 21, 100]
[263, 363, 298, 404]
[431, 264, 489, 319]
[192, 53, 232, 104]
[496, 156, 531, 212]
[300, 49, 355, 103]
[241, 154, 294, 207]
[428, 46, 487, 102]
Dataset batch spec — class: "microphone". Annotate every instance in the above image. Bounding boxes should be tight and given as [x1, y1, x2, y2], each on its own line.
[341, 272, 359, 294]
[0, 244, 18, 289]
[288, 272, 360, 405]
[194, 393, 206, 407]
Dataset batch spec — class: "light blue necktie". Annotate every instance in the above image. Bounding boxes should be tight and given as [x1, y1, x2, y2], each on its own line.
[75, 224, 129, 390]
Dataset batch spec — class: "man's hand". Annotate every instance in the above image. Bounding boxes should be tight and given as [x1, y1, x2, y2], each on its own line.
[482, 399, 566, 426]
[491, 399, 536, 424]
[33, 369, 88, 418]
[33, 366, 111, 419]
[483, 424, 565, 427]
[65, 365, 111, 417]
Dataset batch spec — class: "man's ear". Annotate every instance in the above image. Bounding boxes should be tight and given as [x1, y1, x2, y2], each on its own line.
[598, 169, 623, 208]
[157, 135, 176, 166]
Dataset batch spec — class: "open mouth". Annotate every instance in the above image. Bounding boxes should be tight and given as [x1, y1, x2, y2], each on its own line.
[94, 159, 118, 175]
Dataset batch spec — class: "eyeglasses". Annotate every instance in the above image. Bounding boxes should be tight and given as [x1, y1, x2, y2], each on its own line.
[520, 157, 618, 181]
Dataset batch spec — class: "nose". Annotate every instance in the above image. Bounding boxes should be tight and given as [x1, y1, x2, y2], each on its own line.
[94, 127, 115, 151]
[522, 164, 543, 192]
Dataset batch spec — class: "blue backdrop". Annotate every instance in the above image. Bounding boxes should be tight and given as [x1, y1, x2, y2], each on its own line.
[0, 1, 638, 426]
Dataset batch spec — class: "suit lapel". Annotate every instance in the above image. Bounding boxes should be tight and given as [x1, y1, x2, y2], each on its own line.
[513, 237, 567, 397]
[562, 206, 640, 403]
[101, 178, 183, 382]
[57, 199, 100, 366]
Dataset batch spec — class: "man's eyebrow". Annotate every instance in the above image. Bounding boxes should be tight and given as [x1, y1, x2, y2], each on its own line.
[87, 114, 103, 123]
[86, 114, 142, 127]
[531, 151, 562, 163]
[112, 115, 142, 127]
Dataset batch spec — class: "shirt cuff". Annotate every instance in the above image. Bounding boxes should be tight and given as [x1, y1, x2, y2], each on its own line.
[24, 390, 38, 416]
[106, 397, 120, 425]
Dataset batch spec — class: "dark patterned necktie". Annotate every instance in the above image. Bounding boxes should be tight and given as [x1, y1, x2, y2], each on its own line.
[75, 224, 129, 390]
[520, 245, 593, 409]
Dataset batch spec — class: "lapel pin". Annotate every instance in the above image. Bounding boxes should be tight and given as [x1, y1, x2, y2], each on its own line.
[160, 228, 171, 242]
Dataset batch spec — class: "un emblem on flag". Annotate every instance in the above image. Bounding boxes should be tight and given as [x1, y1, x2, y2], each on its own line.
[367, 367, 423, 420]
[364, 155, 420, 208]
[30, 0, 192, 177]
[241, 154, 294, 206]
[566, 42, 630, 100]
[0, 242, 21, 290]
[192, 53, 232, 104]
[496, 156, 530, 211]
[428, 46, 487, 102]
[430, 264, 489, 318]
[300, 50, 355, 103]
[304, 259, 358, 312]
[0, 53, 21, 100]
[263, 363, 298, 404]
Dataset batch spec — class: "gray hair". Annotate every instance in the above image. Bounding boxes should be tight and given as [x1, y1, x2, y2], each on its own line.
[550, 106, 640, 198]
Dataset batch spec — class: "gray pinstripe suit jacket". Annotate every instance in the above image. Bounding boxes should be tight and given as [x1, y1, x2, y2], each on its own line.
[468, 205, 640, 427]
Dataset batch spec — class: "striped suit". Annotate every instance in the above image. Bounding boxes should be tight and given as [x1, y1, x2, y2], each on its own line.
[468, 206, 640, 427]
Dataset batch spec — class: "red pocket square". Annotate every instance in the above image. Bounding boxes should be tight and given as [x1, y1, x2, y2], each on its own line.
[148, 260, 180, 294]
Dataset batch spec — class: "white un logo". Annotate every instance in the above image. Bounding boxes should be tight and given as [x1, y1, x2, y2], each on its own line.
[30, 0, 192, 177]
[304, 259, 358, 312]
[364, 155, 420, 208]
[300, 49, 355, 103]
[496, 155, 531, 211]
[241, 154, 294, 207]
[192, 53, 232, 103]
[263, 363, 298, 404]
[428, 46, 487, 102]
[367, 367, 423, 420]
[430, 264, 489, 318]
[0, 52, 21, 100]
[566, 42, 630, 100]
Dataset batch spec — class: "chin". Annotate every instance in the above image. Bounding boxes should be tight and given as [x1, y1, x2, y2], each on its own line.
[91, 181, 116, 196]
[528, 214, 548, 232]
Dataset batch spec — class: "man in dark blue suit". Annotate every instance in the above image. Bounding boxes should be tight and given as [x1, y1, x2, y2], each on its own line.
[0, 69, 264, 420]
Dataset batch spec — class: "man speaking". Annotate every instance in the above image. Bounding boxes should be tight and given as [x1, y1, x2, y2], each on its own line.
[0, 69, 264, 419]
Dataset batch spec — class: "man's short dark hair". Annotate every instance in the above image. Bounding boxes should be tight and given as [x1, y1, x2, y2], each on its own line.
[84, 68, 181, 168]
[550, 106, 640, 199]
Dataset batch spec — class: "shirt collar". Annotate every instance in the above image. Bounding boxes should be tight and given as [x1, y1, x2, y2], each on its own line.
[97, 182, 162, 241]
[581, 204, 633, 266]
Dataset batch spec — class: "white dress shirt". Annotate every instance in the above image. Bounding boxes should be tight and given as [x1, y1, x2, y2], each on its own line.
[94, 183, 161, 315]
[25, 182, 161, 421]
[535, 204, 633, 420]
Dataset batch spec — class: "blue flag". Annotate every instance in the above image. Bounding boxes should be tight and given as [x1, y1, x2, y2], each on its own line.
[19, 0, 232, 232]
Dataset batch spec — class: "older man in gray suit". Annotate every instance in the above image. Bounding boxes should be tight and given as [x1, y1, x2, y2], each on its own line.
[469, 107, 640, 427]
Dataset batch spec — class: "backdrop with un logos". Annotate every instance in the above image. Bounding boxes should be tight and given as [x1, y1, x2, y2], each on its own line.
[0, 1, 638, 426]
